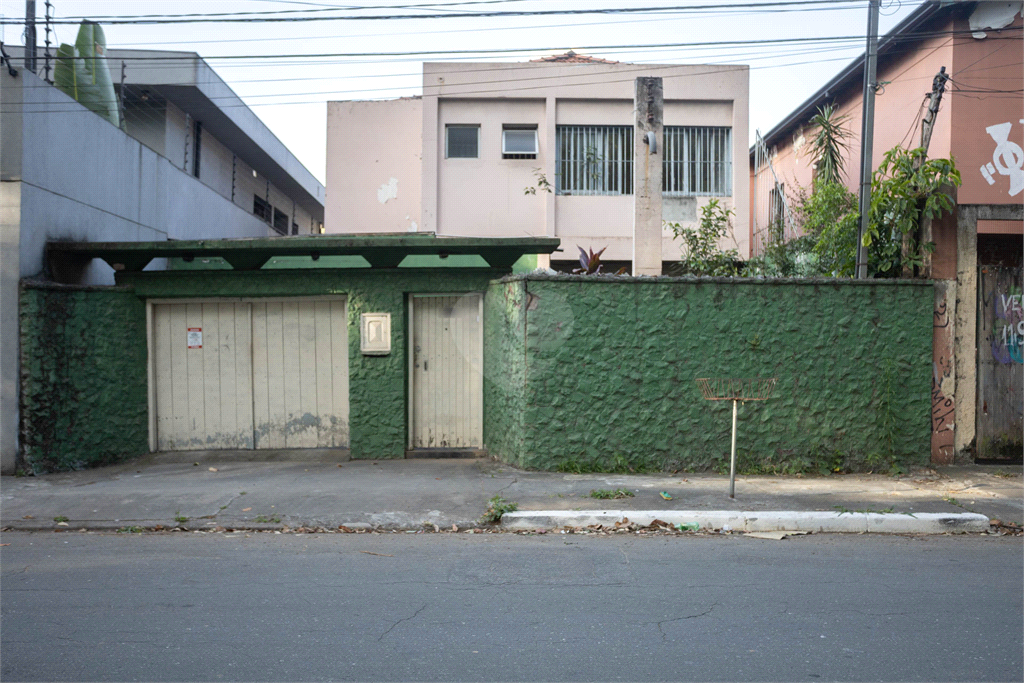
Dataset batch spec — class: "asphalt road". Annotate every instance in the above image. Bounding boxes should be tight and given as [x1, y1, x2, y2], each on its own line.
[1, 531, 1021, 682]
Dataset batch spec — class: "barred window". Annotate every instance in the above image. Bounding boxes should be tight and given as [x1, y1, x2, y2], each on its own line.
[273, 208, 289, 234]
[556, 125, 633, 195]
[663, 126, 732, 196]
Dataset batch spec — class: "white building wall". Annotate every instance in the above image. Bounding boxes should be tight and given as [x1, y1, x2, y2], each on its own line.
[0, 68, 277, 474]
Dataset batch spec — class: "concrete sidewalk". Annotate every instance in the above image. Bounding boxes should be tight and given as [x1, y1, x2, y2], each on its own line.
[2, 455, 1021, 534]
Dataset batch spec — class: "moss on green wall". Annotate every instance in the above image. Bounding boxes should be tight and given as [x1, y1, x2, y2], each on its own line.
[19, 283, 148, 472]
[485, 275, 933, 474]
[118, 268, 500, 460]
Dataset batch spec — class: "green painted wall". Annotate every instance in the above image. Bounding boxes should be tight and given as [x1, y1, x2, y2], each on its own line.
[19, 283, 148, 472]
[484, 275, 934, 474]
[118, 268, 500, 460]
[482, 279, 528, 459]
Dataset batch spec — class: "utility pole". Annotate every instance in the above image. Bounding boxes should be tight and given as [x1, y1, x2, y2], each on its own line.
[118, 61, 128, 132]
[903, 66, 950, 277]
[855, 0, 879, 280]
[42, 0, 52, 83]
[916, 66, 949, 168]
[632, 76, 663, 276]
[24, 0, 36, 74]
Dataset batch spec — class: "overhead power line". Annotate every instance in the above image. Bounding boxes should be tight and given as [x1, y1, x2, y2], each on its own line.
[26, 25, 1011, 61]
[3, 0, 880, 25]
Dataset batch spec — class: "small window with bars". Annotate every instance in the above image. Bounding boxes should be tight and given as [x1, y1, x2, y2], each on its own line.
[556, 125, 633, 195]
[663, 126, 732, 196]
[446, 125, 479, 159]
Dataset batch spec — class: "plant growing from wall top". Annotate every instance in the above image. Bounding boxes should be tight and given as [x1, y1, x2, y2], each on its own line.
[572, 246, 627, 275]
[666, 199, 740, 276]
[54, 21, 121, 128]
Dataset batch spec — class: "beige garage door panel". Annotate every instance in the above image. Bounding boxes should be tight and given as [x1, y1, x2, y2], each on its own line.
[153, 302, 254, 451]
[251, 299, 349, 449]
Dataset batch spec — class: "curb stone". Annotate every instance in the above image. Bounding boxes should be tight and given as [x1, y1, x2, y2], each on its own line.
[500, 510, 992, 534]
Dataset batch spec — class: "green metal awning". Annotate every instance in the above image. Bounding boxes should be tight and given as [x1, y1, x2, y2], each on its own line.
[47, 233, 560, 276]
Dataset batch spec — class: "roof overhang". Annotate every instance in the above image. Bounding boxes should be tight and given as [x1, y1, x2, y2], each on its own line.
[47, 234, 560, 275]
[110, 49, 325, 219]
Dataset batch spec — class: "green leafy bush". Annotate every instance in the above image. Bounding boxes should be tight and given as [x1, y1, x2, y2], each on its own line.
[666, 200, 740, 276]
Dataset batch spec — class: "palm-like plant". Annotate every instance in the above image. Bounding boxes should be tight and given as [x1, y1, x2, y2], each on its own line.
[809, 104, 851, 186]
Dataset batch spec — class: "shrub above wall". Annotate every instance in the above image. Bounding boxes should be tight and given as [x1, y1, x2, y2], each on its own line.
[483, 274, 934, 474]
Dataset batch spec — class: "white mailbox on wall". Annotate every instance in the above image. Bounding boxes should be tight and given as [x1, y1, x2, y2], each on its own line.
[360, 313, 391, 355]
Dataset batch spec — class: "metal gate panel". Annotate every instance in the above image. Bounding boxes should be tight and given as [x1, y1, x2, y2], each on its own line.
[153, 302, 254, 451]
[410, 294, 483, 449]
[977, 266, 1023, 460]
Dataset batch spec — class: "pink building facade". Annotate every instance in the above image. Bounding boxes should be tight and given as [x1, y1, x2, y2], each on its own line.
[327, 55, 749, 270]
[749, 1, 1023, 465]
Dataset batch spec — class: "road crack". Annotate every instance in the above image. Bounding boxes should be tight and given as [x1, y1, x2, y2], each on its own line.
[378, 603, 427, 641]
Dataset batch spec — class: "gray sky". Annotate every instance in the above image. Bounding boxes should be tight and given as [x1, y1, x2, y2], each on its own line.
[7, 0, 926, 184]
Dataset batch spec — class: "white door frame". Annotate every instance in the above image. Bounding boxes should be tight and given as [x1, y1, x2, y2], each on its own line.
[407, 292, 485, 449]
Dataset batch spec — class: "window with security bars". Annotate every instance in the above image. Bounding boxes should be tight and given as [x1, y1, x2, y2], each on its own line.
[556, 125, 633, 195]
[663, 126, 733, 196]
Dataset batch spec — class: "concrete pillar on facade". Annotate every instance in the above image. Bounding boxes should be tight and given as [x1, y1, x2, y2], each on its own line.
[633, 77, 663, 276]
[953, 205, 978, 461]
[539, 94, 557, 271]
[420, 89, 440, 234]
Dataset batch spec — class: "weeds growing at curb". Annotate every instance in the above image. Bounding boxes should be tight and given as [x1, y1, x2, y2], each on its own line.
[174, 512, 188, 524]
[589, 488, 635, 500]
[481, 496, 518, 524]
[254, 515, 282, 524]
[53, 515, 69, 523]
[117, 526, 144, 534]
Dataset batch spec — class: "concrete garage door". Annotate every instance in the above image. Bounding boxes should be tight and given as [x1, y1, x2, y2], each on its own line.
[151, 298, 349, 452]
[409, 293, 483, 450]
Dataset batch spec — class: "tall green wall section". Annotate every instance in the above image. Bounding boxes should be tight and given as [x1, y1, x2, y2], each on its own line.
[483, 275, 933, 473]
[118, 268, 501, 461]
[19, 282, 148, 472]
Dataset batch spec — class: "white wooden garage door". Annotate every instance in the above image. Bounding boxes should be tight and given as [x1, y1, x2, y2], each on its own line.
[151, 298, 349, 451]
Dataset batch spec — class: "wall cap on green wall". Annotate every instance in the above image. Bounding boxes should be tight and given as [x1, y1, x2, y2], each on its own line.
[496, 273, 934, 286]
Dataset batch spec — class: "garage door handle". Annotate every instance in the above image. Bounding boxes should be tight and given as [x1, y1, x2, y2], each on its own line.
[424, 360, 428, 371]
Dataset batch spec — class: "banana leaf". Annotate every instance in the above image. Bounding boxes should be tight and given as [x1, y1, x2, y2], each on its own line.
[54, 21, 120, 128]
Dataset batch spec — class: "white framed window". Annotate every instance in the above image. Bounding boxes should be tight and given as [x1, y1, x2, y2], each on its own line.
[502, 126, 538, 159]
[556, 125, 633, 195]
[663, 126, 732, 196]
[446, 125, 479, 158]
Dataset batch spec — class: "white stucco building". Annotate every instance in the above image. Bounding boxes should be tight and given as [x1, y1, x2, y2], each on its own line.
[326, 53, 749, 269]
[1, 49, 325, 473]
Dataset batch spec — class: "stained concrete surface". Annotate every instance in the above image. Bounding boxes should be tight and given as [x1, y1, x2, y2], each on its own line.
[2, 456, 1020, 531]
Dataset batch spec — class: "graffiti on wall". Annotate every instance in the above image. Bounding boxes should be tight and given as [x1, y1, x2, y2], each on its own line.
[931, 295, 955, 463]
[991, 289, 1024, 365]
[980, 120, 1024, 197]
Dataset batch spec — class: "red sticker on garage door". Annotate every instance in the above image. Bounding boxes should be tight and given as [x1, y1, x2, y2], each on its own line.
[187, 327, 202, 349]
